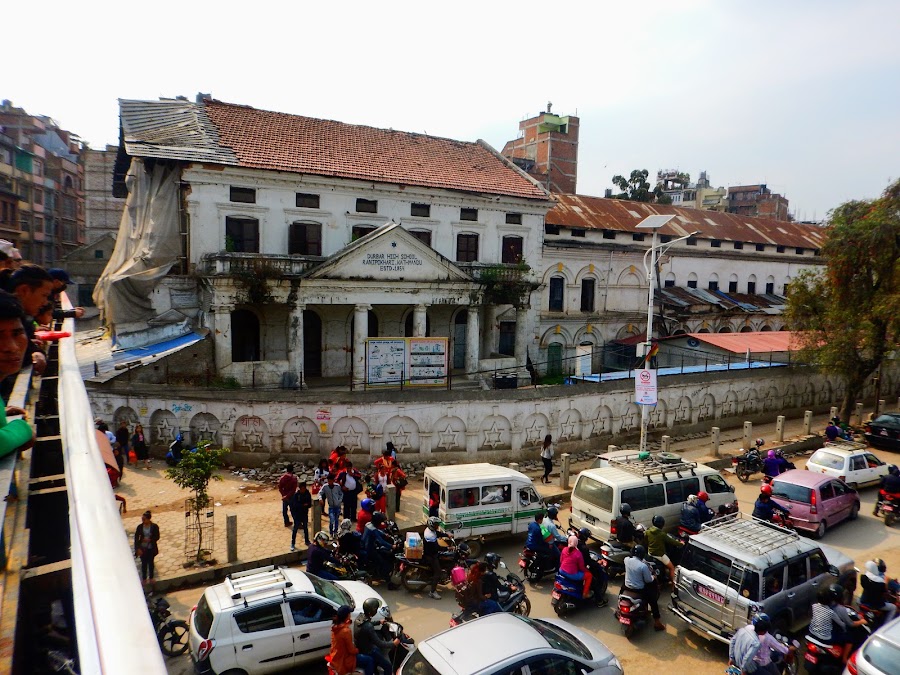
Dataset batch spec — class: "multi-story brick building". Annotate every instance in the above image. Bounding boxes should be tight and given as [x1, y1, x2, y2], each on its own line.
[501, 106, 579, 194]
[727, 183, 790, 221]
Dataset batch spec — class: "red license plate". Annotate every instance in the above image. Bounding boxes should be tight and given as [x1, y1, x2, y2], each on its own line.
[518, 560, 526, 568]
[551, 591, 561, 599]
[619, 617, 631, 624]
[693, 582, 726, 604]
[804, 653, 817, 664]
[600, 559, 608, 567]
[884, 505, 894, 512]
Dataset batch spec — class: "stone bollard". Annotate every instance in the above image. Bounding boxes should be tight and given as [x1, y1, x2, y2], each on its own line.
[711, 427, 720, 457]
[607, 444, 619, 454]
[897, 397, 900, 412]
[854, 402, 864, 426]
[830, 406, 838, 421]
[312, 499, 323, 535]
[661, 436, 671, 453]
[878, 399, 885, 417]
[386, 484, 397, 522]
[804, 411, 813, 435]
[509, 463, 520, 472]
[560, 453, 570, 490]
[226, 513, 238, 563]
[742, 422, 753, 450]
[776, 416, 785, 442]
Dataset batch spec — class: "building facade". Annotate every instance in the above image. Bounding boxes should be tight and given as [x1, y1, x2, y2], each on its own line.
[501, 108, 580, 195]
[727, 183, 790, 221]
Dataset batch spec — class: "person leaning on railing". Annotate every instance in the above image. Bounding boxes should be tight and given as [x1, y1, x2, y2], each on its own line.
[0, 290, 37, 456]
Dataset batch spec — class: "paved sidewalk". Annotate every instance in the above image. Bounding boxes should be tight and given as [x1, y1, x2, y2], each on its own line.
[120, 409, 850, 590]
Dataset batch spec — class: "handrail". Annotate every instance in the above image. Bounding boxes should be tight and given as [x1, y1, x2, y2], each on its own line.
[57, 302, 167, 673]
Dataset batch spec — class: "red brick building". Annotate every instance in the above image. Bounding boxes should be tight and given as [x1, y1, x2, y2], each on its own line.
[501, 106, 579, 194]
[726, 184, 790, 221]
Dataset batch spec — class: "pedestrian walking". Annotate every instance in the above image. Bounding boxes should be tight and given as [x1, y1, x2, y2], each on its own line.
[338, 461, 362, 521]
[278, 464, 299, 527]
[289, 481, 313, 551]
[132, 424, 150, 469]
[540, 434, 554, 484]
[116, 420, 131, 465]
[319, 475, 344, 537]
[134, 510, 160, 584]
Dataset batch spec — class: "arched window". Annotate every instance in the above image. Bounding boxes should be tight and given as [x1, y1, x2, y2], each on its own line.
[728, 273, 739, 293]
[232, 309, 260, 362]
[718, 326, 732, 333]
[760, 324, 773, 332]
[687, 272, 698, 289]
[740, 325, 753, 333]
[664, 272, 676, 288]
[549, 276, 564, 311]
[289, 222, 322, 255]
[708, 273, 719, 291]
[765, 275, 775, 295]
[580, 278, 596, 312]
[547, 343, 563, 376]
[747, 274, 757, 294]
[501, 236, 523, 264]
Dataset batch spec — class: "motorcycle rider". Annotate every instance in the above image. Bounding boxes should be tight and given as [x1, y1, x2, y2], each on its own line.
[774, 448, 795, 473]
[354, 598, 400, 675]
[645, 515, 682, 586]
[752, 484, 790, 523]
[337, 518, 362, 557]
[482, 553, 505, 607]
[356, 497, 376, 534]
[623, 544, 665, 631]
[307, 531, 340, 580]
[874, 465, 900, 516]
[860, 559, 899, 624]
[679, 494, 708, 533]
[728, 613, 791, 675]
[423, 517, 450, 600]
[362, 512, 399, 590]
[576, 528, 608, 606]
[809, 584, 865, 665]
[613, 503, 637, 545]
[525, 512, 558, 570]
[544, 506, 568, 545]
[762, 450, 782, 479]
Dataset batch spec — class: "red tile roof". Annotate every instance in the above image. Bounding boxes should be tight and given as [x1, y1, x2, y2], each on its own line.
[662, 331, 802, 354]
[202, 100, 550, 201]
[547, 194, 826, 249]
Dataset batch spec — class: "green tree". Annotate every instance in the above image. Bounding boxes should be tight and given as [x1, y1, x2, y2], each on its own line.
[785, 179, 900, 420]
[610, 169, 672, 204]
[166, 440, 229, 563]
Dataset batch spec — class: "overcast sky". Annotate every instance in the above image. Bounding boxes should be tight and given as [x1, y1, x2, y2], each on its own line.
[5, 0, 898, 221]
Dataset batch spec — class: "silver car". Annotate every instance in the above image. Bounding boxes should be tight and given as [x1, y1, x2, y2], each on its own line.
[398, 613, 623, 675]
[845, 615, 900, 674]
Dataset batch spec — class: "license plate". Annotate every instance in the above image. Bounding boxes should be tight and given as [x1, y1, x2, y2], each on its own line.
[551, 591, 561, 599]
[600, 559, 608, 567]
[693, 582, 726, 605]
[518, 560, 526, 568]
[804, 653, 817, 664]
[584, 513, 596, 525]
[884, 505, 894, 512]
[619, 617, 631, 624]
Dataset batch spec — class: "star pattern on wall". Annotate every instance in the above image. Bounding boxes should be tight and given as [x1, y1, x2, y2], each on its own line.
[195, 419, 216, 442]
[341, 425, 362, 451]
[483, 422, 503, 449]
[289, 429, 312, 451]
[559, 419, 576, 441]
[589, 410, 607, 437]
[620, 407, 638, 431]
[390, 426, 411, 452]
[524, 419, 544, 444]
[243, 430, 264, 452]
[437, 425, 459, 451]
[156, 417, 175, 442]
[675, 401, 691, 422]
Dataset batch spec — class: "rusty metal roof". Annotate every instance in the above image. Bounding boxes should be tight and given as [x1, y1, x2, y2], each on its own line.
[547, 194, 826, 249]
[661, 331, 801, 354]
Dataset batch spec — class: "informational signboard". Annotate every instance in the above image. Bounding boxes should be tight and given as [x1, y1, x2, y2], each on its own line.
[365, 337, 449, 388]
[634, 368, 658, 405]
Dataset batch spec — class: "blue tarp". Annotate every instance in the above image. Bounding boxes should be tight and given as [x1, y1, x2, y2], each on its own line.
[79, 332, 205, 379]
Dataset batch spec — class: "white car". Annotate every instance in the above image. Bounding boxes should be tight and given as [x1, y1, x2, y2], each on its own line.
[189, 565, 388, 675]
[845, 614, 900, 674]
[398, 613, 623, 675]
[806, 442, 889, 489]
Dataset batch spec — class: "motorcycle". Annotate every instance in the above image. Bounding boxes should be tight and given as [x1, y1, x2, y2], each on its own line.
[803, 607, 869, 674]
[399, 539, 472, 592]
[321, 551, 372, 583]
[733, 448, 763, 482]
[728, 633, 798, 675]
[599, 524, 646, 578]
[147, 595, 189, 657]
[875, 491, 900, 526]
[519, 544, 562, 582]
[450, 561, 531, 626]
[379, 620, 415, 672]
[551, 551, 609, 617]
[613, 558, 664, 638]
[858, 589, 900, 631]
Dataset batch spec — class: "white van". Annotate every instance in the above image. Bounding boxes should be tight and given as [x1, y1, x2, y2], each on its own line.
[422, 464, 544, 553]
[569, 453, 737, 542]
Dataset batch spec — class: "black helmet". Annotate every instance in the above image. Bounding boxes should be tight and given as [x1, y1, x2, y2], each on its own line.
[547, 505, 559, 519]
[578, 528, 591, 541]
[631, 544, 646, 560]
[362, 598, 381, 618]
[620, 503, 632, 516]
[652, 515, 665, 528]
[457, 542, 470, 557]
[752, 613, 771, 634]
[890, 465, 899, 476]
[828, 584, 844, 603]
[484, 552, 501, 569]
[372, 512, 386, 526]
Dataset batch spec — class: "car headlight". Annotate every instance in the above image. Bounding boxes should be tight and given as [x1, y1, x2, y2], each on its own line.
[610, 656, 623, 673]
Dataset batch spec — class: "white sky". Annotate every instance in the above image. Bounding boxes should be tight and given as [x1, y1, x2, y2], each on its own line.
[4, 0, 898, 221]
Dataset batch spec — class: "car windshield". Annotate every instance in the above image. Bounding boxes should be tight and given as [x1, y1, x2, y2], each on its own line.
[399, 649, 441, 675]
[573, 475, 613, 512]
[306, 572, 353, 607]
[194, 593, 214, 639]
[519, 616, 592, 659]
[861, 635, 900, 672]
[771, 481, 812, 504]
[873, 414, 900, 429]
[809, 450, 844, 470]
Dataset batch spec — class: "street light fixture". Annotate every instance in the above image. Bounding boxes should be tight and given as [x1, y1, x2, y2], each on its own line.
[634, 215, 699, 455]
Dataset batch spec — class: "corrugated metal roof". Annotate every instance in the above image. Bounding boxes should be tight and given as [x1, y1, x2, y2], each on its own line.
[547, 194, 826, 249]
[661, 331, 801, 354]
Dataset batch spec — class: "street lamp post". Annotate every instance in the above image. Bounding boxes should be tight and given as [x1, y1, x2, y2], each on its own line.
[634, 215, 697, 455]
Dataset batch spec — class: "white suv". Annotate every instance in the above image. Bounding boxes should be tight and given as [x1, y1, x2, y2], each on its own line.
[189, 565, 388, 675]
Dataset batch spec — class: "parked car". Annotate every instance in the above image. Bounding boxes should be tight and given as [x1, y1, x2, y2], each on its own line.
[864, 413, 900, 452]
[397, 613, 624, 675]
[806, 441, 889, 489]
[845, 613, 900, 674]
[669, 512, 853, 643]
[770, 470, 861, 538]
[188, 565, 388, 675]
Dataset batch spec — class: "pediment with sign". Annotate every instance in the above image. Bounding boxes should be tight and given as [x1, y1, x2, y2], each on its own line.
[305, 222, 474, 283]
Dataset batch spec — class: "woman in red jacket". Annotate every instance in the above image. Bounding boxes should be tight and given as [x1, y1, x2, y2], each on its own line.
[327, 605, 373, 675]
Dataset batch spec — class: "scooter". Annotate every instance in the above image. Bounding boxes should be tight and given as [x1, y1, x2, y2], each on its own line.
[875, 491, 900, 526]
[147, 595, 189, 657]
[599, 524, 645, 579]
[551, 552, 609, 618]
[450, 561, 531, 626]
[400, 540, 473, 592]
[321, 552, 371, 583]
[379, 620, 415, 672]
[614, 558, 664, 638]
[519, 545, 560, 582]
[803, 607, 868, 674]
[858, 588, 900, 630]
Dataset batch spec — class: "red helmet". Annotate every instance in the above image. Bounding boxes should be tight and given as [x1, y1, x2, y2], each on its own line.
[697, 491, 709, 502]
[760, 484, 773, 496]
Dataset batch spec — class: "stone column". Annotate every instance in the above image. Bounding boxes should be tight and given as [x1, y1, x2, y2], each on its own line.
[288, 303, 306, 388]
[413, 304, 428, 337]
[212, 303, 235, 375]
[514, 307, 528, 370]
[352, 304, 371, 388]
[465, 306, 480, 378]
[482, 305, 499, 357]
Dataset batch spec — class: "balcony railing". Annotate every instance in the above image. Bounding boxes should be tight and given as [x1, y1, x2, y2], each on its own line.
[200, 251, 325, 276]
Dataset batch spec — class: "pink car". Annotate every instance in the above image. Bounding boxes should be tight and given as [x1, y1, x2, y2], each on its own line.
[769, 469, 861, 539]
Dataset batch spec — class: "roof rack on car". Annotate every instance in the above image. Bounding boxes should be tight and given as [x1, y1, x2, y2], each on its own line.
[822, 439, 868, 451]
[225, 565, 293, 602]
[699, 512, 800, 556]
[607, 453, 698, 484]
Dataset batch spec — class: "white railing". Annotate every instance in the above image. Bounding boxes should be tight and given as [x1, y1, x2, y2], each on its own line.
[200, 251, 324, 275]
[57, 303, 167, 673]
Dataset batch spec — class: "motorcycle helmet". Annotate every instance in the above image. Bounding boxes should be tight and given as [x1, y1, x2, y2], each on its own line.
[620, 503, 632, 516]
[767, 450, 776, 459]
[372, 512, 386, 527]
[697, 491, 709, 503]
[751, 613, 771, 633]
[176, 433, 183, 442]
[755, 438, 764, 447]
[484, 552, 501, 570]
[686, 494, 699, 506]
[875, 558, 887, 575]
[631, 544, 646, 560]
[426, 516, 441, 530]
[760, 484, 773, 497]
[775, 448, 785, 458]
[827, 584, 844, 604]
[314, 531, 330, 545]
[547, 505, 559, 519]
[360, 498, 375, 513]
[751, 612, 771, 627]
[578, 527, 591, 541]
[362, 597, 381, 618]
[651, 515, 665, 528]
[890, 465, 899, 476]
[457, 542, 470, 557]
